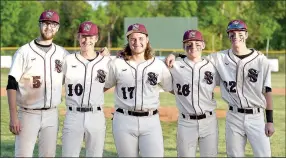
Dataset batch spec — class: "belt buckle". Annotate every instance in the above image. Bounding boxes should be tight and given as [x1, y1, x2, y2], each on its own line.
[232, 107, 238, 113]
[243, 109, 247, 113]
[92, 107, 96, 113]
[252, 108, 258, 114]
[148, 110, 153, 116]
[124, 109, 129, 115]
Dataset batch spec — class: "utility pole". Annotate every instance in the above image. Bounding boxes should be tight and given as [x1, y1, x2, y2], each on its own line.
[266, 37, 270, 57]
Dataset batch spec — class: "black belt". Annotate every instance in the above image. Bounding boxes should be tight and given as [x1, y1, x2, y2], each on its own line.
[116, 108, 158, 117]
[68, 107, 101, 112]
[182, 112, 213, 120]
[23, 107, 50, 110]
[229, 106, 260, 114]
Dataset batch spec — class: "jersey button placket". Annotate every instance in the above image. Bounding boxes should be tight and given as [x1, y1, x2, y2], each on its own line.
[192, 65, 200, 115]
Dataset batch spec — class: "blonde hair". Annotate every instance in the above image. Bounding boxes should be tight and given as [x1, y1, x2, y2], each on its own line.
[121, 42, 154, 61]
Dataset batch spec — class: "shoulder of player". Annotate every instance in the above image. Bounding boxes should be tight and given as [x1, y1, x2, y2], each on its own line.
[53, 44, 70, 55]
[97, 54, 113, 65]
[63, 52, 78, 62]
[204, 49, 228, 60]
[214, 49, 228, 56]
[256, 51, 270, 64]
[14, 43, 31, 56]
[153, 57, 168, 67]
[109, 56, 125, 66]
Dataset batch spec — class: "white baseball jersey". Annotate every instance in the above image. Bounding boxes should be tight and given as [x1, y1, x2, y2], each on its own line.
[205, 49, 271, 109]
[104, 57, 172, 111]
[9, 40, 68, 109]
[63, 52, 111, 108]
[170, 57, 219, 115]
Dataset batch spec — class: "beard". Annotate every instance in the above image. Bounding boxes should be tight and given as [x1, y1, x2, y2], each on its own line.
[40, 31, 55, 40]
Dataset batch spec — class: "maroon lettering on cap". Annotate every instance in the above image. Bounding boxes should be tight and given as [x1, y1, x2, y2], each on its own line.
[182, 30, 204, 42]
[39, 10, 60, 24]
[126, 23, 148, 37]
[78, 21, 98, 36]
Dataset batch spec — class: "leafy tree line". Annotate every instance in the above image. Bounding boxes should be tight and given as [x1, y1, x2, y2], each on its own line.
[1, 1, 285, 51]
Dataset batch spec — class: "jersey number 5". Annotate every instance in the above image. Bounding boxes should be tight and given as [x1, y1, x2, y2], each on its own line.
[32, 76, 41, 88]
[121, 87, 135, 99]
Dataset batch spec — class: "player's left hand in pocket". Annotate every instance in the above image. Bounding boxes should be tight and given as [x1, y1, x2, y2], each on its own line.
[265, 122, 275, 137]
[99, 47, 110, 56]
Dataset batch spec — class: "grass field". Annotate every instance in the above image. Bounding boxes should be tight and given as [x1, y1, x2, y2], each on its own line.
[0, 68, 285, 157]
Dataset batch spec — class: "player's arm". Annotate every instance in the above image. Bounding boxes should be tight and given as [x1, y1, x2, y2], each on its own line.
[7, 49, 26, 135]
[99, 47, 110, 56]
[264, 89, 274, 137]
[159, 62, 173, 92]
[62, 56, 68, 85]
[7, 76, 21, 135]
[263, 58, 275, 137]
[164, 53, 185, 68]
[104, 59, 116, 92]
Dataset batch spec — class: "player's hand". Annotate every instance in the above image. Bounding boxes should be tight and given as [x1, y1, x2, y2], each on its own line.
[116, 50, 124, 58]
[99, 47, 110, 56]
[265, 122, 275, 137]
[9, 118, 21, 135]
[165, 54, 176, 68]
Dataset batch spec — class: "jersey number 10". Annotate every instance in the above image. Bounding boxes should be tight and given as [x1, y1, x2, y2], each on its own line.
[67, 84, 84, 96]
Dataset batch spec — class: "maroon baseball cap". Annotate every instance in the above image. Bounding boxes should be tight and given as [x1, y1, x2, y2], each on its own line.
[39, 10, 60, 24]
[226, 19, 247, 33]
[182, 30, 204, 42]
[126, 23, 148, 37]
[78, 21, 98, 36]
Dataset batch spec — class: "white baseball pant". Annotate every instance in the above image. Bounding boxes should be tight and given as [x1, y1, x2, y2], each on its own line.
[176, 112, 218, 157]
[226, 109, 271, 157]
[112, 111, 164, 157]
[62, 108, 106, 157]
[15, 108, 58, 157]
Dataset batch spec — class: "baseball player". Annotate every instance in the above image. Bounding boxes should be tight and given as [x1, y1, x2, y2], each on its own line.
[6, 10, 69, 157]
[104, 23, 173, 157]
[61, 21, 111, 157]
[170, 30, 219, 157]
[165, 20, 275, 157]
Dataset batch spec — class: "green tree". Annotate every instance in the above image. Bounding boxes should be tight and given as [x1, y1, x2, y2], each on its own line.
[253, 1, 285, 50]
[100, 1, 155, 47]
[1, 1, 22, 47]
[56, 1, 94, 47]
[155, 1, 197, 17]
[13, 1, 44, 46]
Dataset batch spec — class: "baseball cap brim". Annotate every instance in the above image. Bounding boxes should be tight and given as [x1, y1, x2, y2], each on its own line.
[78, 33, 98, 36]
[39, 19, 59, 24]
[182, 39, 204, 42]
[126, 30, 148, 37]
[227, 28, 247, 33]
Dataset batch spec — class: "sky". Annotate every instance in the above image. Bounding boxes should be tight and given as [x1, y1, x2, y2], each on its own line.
[86, 1, 107, 10]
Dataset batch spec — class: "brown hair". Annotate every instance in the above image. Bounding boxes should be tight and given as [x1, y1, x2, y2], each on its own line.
[121, 42, 154, 61]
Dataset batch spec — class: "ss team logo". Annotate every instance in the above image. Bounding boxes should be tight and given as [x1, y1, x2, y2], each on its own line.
[84, 23, 91, 31]
[96, 69, 106, 83]
[132, 24, 139, 31]
[55, 59, 62, 73]
[147, 72, 158, 86]
[46, 11, 54, 18]
[248, 68, 258, 82]
[189, 31, 196, 38]
[204, 71, 213, 84]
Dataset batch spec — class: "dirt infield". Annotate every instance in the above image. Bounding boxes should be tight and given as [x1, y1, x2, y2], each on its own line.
[1, 87, 285, 122]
